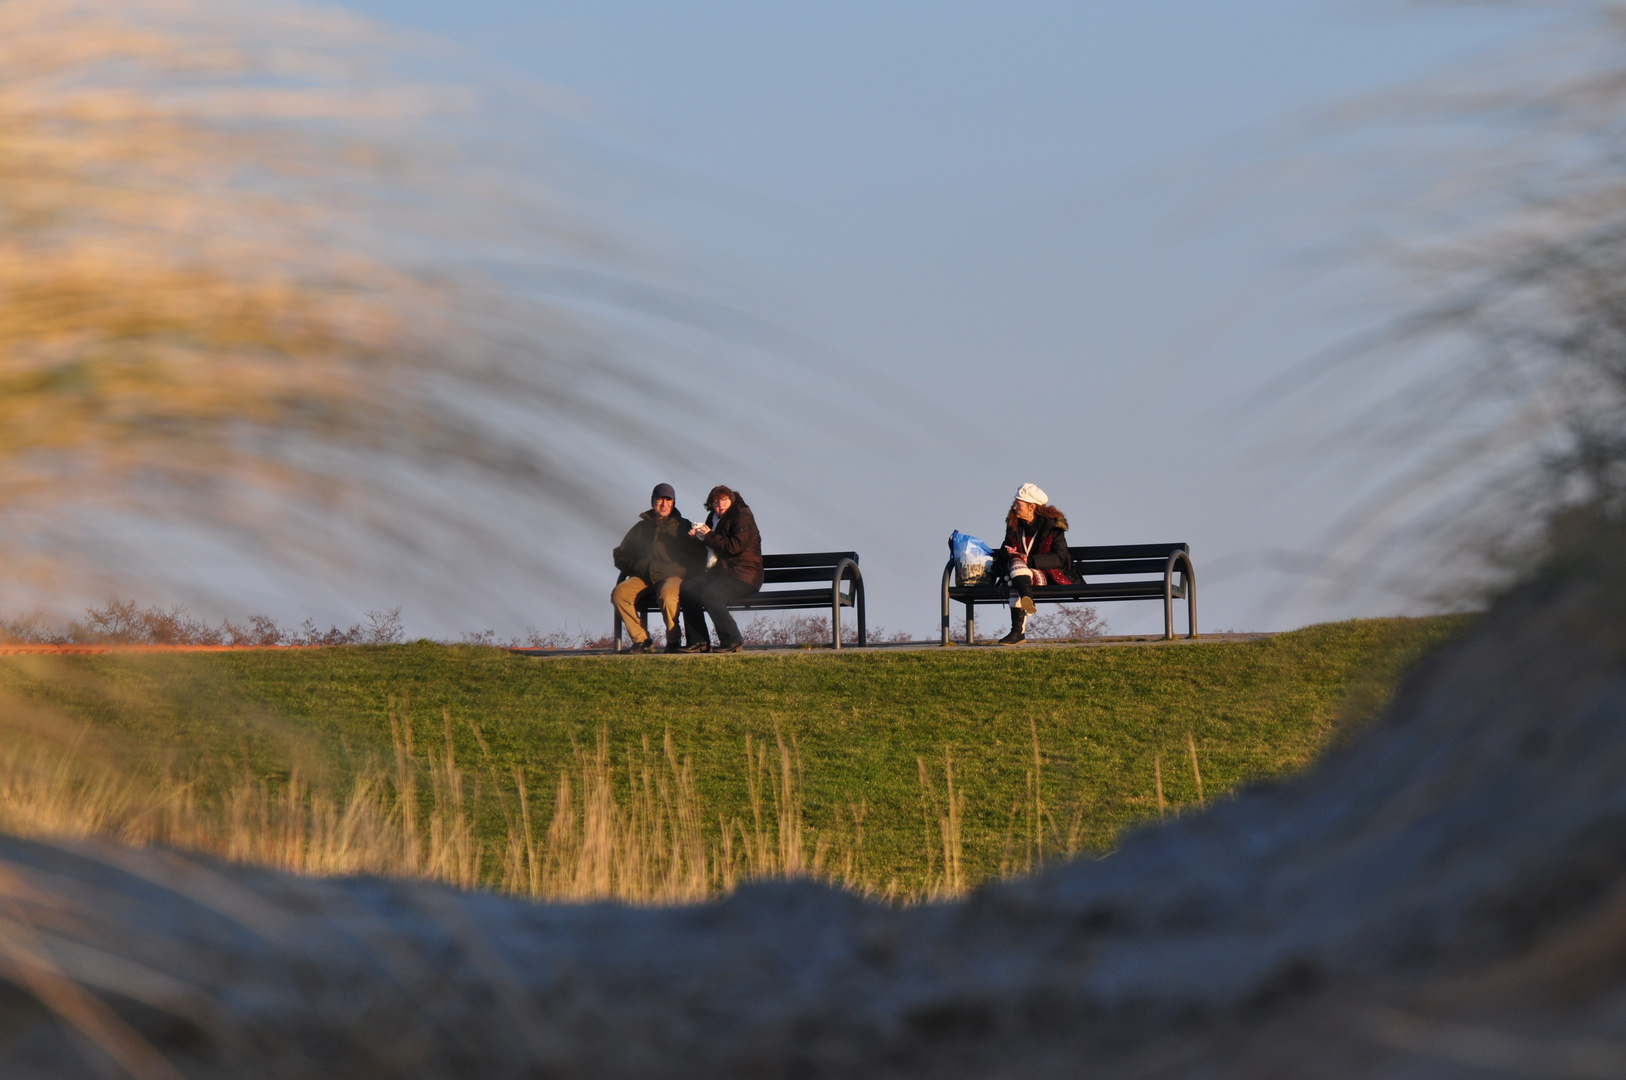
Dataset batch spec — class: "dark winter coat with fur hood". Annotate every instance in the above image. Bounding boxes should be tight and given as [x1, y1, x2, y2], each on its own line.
[997, 505, 1075, 585]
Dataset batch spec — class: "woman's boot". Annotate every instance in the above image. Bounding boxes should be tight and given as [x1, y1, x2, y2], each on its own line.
[998, 607, 1027, 646]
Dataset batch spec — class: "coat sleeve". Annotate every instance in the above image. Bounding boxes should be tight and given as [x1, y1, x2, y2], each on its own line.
[708, 508, 757, 557]
[612, 522, 643, 575]
[1031, 529, 1069, 571]
[673, 516, 708, 570]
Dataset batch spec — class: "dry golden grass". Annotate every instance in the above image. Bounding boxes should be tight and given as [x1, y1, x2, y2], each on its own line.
[0, 689, 966, 905]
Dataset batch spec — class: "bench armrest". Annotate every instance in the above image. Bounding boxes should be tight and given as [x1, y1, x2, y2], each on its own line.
[832, 558, 862, 649]
[833, 558, 861, 595]
[1163, 549, 1197, 640]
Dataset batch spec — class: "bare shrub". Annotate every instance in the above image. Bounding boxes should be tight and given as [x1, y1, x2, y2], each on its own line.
[1025, 605, 1107, 640]
[739, 615, 913, 647]
[509, 623, 617, 651]
[291, 608, 406, 647]
[949, 617, 1003, 643]
[5, 603, 924, 651]
[512, 626, 577, 649]
[0, 601, 410, 646]
[229, 614, 292, 648]
[62, 600, 223, 645]
[950, 605, 1107, 642]
[0, 612, 56, 645]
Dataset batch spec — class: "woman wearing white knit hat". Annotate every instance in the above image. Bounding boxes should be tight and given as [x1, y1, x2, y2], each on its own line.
[990, 482, 1076, 645]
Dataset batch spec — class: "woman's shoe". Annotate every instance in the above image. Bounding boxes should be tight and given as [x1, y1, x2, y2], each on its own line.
[680, 642, 711, 653]
[716, 642, 744, 654]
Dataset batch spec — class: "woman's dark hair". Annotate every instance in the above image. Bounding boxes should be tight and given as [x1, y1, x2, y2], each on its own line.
[705, 485, 740, 512]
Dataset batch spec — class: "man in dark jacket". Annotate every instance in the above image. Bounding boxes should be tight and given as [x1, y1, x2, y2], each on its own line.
[612, 483, 707, 653]
[680, 485, 763, 653]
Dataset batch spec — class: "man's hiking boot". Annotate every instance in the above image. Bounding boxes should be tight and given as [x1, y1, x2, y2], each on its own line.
[680, 642, 711, 653]
[626, 638, 652, 654]
[998, 609, 1027, 646]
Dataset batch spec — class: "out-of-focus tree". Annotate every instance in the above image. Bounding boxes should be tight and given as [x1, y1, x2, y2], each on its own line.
[0, 0, 674, 611]
[1265, 2, 1626, 600]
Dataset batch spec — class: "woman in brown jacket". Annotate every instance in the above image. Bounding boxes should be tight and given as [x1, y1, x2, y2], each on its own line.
[680, 485, 763, 653]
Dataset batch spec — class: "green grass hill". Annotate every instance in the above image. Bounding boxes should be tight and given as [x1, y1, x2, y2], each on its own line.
[0, 617, 1468, 894]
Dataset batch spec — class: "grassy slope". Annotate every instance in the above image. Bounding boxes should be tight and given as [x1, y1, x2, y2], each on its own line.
[0, 617, 1468, 891]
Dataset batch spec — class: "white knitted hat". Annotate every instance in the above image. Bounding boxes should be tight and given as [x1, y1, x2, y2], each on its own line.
[1014, 482, 1049, 506]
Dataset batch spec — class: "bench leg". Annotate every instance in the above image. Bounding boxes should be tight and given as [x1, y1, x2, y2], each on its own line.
[612, 610, 623, 652]
[831, 596, 841, 651]
[965, 600, 975, 645]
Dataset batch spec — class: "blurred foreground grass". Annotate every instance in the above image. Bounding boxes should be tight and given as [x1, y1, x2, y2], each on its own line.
[0, 616, 1467, 897]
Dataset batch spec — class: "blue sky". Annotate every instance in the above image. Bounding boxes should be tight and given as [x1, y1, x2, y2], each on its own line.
[302, 0, 1541, 637]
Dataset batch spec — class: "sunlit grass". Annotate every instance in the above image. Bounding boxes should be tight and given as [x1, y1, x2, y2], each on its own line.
[0, 616, 1467, 898]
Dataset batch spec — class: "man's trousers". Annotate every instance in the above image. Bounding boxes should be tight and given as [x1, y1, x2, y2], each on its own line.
[611, 575, 684, 644]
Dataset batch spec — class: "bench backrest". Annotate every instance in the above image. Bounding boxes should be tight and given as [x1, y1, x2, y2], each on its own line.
[761, 551, 858, 585]
[1068, 543, 1189, 577]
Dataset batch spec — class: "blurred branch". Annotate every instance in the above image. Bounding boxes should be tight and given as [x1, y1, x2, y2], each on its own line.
[0, 0, 682, 604]
[1258, 1, 1626, 603]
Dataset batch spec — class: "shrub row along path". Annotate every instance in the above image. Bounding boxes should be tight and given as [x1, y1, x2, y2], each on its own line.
[1, 573, 1622, 1077]
[0, 618, 1461, 891]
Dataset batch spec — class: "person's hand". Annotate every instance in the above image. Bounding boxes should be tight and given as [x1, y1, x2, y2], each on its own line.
[692, 523, 710, 538]
[1004, 545, 1019, 555]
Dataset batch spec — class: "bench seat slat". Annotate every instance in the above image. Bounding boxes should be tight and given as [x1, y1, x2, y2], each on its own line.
[764, 567, 858, 584]
[1069, 543, 1188, 560]
[730, 590, 857, 609]
[761, 552, 858, 569]
[949, 582, 1183, 602]
[1071, 558, 1182, 576]
[633, 588, 855, 611]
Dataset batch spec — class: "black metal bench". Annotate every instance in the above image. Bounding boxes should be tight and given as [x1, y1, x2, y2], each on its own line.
[940, 543, 1195, 644]
[614, 551, 865, 651]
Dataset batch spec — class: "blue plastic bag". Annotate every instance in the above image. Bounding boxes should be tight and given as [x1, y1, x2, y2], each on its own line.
[949, 531, 994, 586]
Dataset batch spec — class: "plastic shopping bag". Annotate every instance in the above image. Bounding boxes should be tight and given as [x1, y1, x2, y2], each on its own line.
[949, 531, 995, 586]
